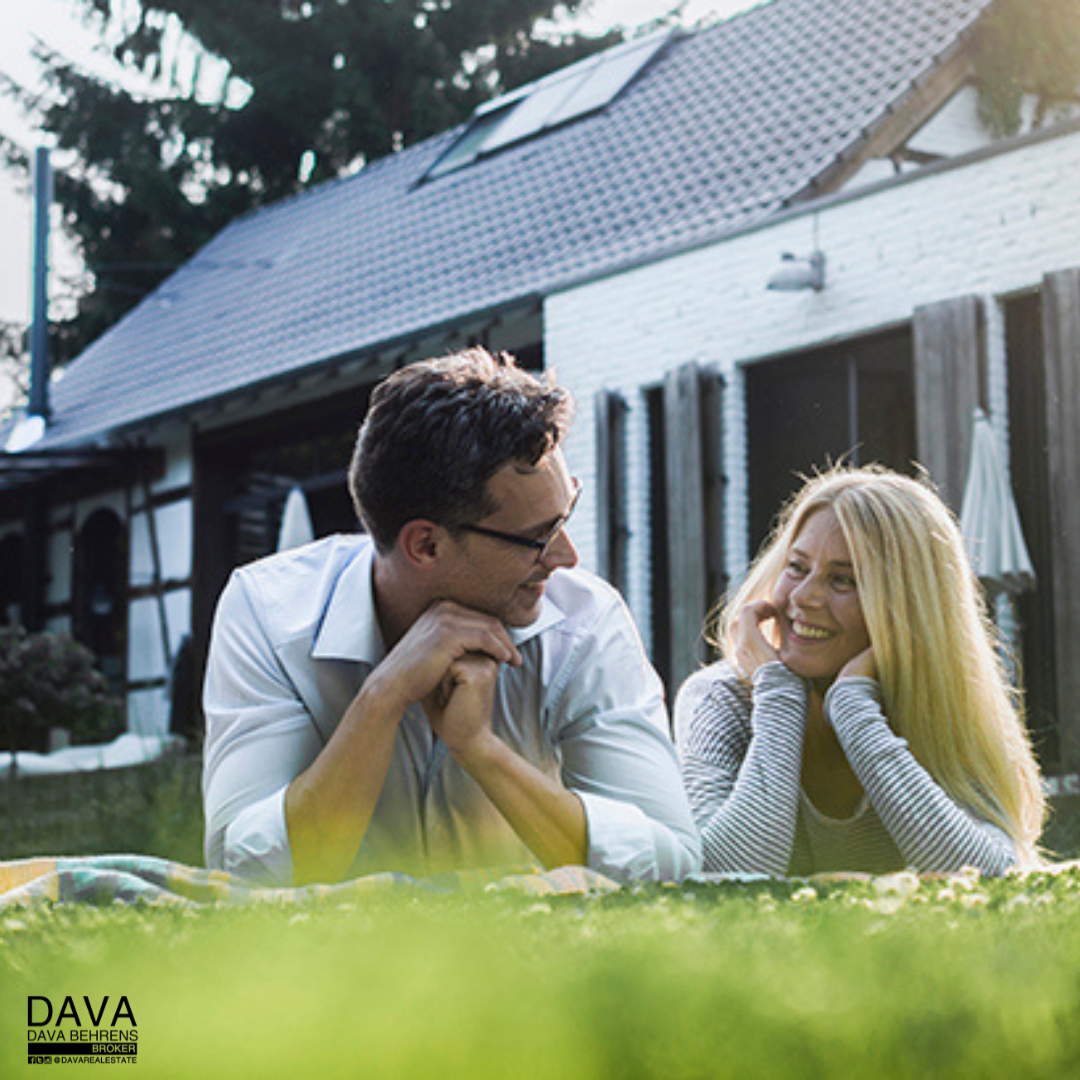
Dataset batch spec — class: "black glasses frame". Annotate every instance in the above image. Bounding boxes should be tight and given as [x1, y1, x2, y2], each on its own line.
[459, 479, 582, 562]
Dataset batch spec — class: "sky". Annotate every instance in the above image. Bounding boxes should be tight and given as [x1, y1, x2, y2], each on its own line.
[0, 0, 759, 329]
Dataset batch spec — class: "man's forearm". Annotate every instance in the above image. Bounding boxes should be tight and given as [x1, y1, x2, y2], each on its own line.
[455, 736, 588, 869]
[285, 680, 404, 885]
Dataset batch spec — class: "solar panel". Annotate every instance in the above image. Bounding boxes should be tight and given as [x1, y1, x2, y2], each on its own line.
[426, 28, 677, 177]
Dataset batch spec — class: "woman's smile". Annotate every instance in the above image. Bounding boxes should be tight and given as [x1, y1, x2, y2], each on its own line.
[772, 508, 870, 683]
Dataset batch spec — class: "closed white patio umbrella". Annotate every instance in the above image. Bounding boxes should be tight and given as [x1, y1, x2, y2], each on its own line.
[277, 485, 315, 552]
[959, 409, 1035, 596]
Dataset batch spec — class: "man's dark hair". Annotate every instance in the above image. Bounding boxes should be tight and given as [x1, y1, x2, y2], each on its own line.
[349, 348, 574, 553]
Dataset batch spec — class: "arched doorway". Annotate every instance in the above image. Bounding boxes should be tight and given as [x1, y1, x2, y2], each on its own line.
[73, 509, 128, 690]
[0, 533, 25, 626]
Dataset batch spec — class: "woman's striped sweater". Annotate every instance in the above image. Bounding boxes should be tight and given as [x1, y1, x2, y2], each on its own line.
[675, 661, 1016, 877]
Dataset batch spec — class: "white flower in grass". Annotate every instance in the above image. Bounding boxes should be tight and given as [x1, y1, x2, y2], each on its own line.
[872, 871, 920, 899]
[869, 896, 905, 915]
[948, 866, 982, 892]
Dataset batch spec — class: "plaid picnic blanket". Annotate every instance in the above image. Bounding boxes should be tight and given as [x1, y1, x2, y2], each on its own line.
[6, 855, 1076, 909]
[0, 855, 622, 909]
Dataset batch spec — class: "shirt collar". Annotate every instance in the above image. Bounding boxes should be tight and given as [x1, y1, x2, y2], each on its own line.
[311, 540, 386, 665]
[509, 589, 567, 647]
[310, 537, 568, 662]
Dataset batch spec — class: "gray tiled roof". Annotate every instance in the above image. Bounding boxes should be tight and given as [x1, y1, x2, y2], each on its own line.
[37, 0, 992, 448]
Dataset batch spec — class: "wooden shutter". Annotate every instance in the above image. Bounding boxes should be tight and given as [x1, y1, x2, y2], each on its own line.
[913, 296, 987, 509]
[661, 363, 725, 692]
[665, 364, 707, 689]
[595, 390, 630, 592]
[1042, 269, 1080, 769]
[701, 368, 727, 617]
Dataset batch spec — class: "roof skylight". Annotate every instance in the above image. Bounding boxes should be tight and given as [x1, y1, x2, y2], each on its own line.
[426, 28, 676, 180]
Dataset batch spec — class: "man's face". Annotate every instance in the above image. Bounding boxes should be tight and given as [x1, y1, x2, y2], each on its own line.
[442, 450, 580, 627]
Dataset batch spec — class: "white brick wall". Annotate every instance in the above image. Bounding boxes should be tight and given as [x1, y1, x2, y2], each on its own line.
[547, 127, 1080, 641]
[18, 128, 1080, 727]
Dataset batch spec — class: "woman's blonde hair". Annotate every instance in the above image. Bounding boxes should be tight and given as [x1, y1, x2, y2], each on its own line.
[717, 464, 1046, 863]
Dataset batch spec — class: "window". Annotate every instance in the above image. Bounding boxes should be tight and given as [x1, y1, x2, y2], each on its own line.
[73, 509, 128, 690]
[425, 29, 676, 180]
[0, 533, 24, 626]
[745, 328, 915, 552]
[426, 94, 527, 179]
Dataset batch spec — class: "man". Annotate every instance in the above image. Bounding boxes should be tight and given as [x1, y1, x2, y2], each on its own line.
[203, 348, 700, 886]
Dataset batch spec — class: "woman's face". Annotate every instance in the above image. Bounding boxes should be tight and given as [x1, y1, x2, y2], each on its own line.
[771, 507, 871, 683]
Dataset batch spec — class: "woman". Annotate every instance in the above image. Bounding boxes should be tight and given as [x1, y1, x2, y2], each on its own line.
[675, 465, 1045, 877]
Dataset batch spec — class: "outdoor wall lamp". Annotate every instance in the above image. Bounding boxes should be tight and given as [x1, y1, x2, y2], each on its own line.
[767, 250, 826, 291]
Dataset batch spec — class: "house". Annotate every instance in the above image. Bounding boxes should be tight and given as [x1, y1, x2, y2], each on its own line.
[1, 0, 1078, 778]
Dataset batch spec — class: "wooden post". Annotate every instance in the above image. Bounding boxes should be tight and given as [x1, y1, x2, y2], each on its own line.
[1042, 269, 1080, 770]
[913, 296, 986, 510]
[139, 460, 173, 673]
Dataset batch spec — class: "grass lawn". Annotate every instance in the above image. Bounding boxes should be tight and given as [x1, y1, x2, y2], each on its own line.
[2, 867, 1080, 1078]
[2, 766, 1078, 1077]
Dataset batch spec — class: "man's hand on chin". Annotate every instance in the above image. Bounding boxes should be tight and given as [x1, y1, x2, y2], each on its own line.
[369, 600, 521, 717]
[424, 651, 503, 768]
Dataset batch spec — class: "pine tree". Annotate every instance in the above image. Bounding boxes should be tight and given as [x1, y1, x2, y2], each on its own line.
[0, 0, 620, 364]
[974, 0, 1080, 136]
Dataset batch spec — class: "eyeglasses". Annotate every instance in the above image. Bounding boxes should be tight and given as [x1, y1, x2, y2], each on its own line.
[459, 478, 582, 563]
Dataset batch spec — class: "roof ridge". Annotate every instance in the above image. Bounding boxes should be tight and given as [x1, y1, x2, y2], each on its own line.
[30, 0, 1007, 449]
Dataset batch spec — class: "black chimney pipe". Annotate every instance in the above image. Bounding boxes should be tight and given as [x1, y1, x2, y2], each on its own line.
[28, 145, 51, 421]
[19, 146, 53, 632]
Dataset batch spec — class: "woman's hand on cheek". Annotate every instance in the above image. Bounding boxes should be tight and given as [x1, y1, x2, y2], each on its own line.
[732, 600, 781, 680]
[839, 646, 877, 681]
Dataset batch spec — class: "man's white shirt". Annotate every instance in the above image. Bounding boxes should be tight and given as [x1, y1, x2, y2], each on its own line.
[203, 534, 701, 885]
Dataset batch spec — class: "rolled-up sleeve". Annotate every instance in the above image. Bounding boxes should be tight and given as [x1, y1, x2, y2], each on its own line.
[202, 570, 323, 886]
[553, 597, 701, 882]
[826, 678, 1018, 875]
[676, 662, 808, 876]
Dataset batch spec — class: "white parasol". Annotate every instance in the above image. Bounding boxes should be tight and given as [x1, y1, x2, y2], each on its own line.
[959, 409, 1035, 595]
[276, 485, 315, 552]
